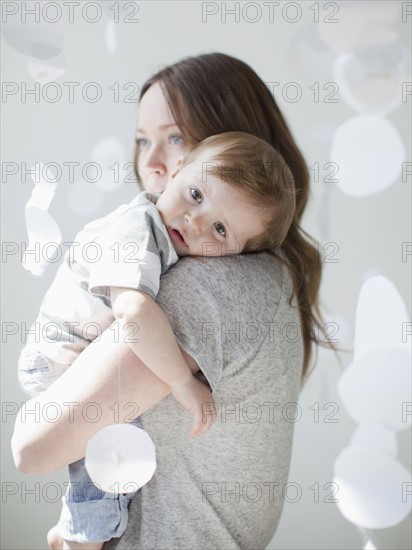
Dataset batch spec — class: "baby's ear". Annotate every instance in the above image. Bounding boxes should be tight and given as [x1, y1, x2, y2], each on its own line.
[171, 156, 184, 179]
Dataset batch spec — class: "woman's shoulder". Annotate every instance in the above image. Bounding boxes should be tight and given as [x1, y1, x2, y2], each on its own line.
[157, 253, 298, 344]
[176, 251, 282, 279]
[166, 252, 286, 298]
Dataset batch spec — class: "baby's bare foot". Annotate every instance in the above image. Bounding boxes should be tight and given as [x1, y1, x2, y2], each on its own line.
[47, 525, 104, 550]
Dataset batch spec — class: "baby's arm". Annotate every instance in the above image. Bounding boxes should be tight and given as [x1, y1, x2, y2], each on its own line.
[111, 286, 216, 436]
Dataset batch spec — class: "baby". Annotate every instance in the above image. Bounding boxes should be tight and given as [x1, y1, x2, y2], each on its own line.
[17, 131, 296, 549]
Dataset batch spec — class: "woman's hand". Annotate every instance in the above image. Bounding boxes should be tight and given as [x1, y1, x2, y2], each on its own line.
[171, 377, 217, 436]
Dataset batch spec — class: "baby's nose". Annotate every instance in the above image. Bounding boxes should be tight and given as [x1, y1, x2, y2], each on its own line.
[185, 213, 203, 235]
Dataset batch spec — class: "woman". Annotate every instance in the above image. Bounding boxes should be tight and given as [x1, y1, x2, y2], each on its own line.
[12, 53, 329, 550]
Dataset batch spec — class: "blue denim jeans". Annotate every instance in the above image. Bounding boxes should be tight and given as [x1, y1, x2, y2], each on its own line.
[18, 345, 141, 543]
[57, 419, 141, 543]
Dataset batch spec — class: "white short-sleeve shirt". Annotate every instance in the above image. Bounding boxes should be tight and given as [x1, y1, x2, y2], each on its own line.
[28, 192, 178, 364]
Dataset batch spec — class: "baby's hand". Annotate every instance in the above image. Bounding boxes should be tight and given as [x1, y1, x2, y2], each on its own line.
[171, 377, 217, 436]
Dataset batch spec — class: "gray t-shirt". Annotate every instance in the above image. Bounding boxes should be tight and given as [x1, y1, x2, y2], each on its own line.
[105, 251, 304, 550]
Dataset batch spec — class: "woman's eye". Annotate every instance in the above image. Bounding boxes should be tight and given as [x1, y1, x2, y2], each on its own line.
[190, 188, 203, 204]
[214, 222, 226, 237]
[170, 134, 184, 145]
[136, 137, 148, 148]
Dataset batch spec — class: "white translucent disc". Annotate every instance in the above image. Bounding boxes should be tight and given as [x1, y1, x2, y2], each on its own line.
[28, 53, 67, 84]
[350, 422, 397, 457]
[90, 137, 126, 192]
[331, 116, 405, 197]
[85, 424, 156, 494]
[318, 2, 400, 54]
[338, 349, 411, 431]
[354, 275, 411, 361]
[333, 446, 411, 529]
[333, 42, 409, 116]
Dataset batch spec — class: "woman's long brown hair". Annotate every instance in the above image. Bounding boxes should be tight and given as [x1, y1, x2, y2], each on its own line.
[135, 52, 340, 384]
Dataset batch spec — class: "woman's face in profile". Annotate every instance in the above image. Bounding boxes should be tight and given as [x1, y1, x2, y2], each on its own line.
[136, 82, 190, 193]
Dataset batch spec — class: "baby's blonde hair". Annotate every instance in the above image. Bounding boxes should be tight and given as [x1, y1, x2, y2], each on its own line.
[181, 131, 296, 252]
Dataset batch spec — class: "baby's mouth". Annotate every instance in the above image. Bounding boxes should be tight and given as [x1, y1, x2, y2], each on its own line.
[169, 227, 187, 247]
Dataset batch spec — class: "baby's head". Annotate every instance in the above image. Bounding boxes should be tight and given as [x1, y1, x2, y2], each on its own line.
[156, 132, 296, 257]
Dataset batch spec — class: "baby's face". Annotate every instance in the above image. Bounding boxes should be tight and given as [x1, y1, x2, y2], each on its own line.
[156, 158, 266, 257]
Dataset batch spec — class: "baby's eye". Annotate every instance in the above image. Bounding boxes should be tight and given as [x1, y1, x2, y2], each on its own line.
[214, 222, 226, 237]
[190, 187, 203, 204]
[136, 137, 148, 148]
[170, 134, 184, 145]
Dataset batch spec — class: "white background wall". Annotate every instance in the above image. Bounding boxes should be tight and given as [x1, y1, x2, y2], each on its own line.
[1, 1, 411, 549]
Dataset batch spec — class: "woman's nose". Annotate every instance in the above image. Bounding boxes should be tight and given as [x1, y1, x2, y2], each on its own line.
[144, 144, 166, 174]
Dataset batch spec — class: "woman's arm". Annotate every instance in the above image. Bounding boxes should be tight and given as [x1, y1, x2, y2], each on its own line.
[11, 322, 199, 475]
